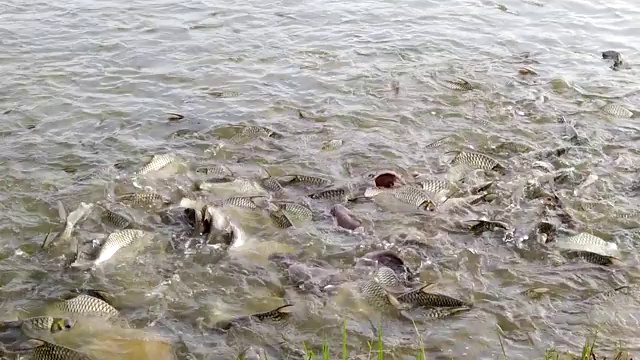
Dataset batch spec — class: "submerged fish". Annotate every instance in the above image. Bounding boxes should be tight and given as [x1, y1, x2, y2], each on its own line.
[364, 186, 436, 211]
[72, 229, 154, 268]
[231, 126, 283, 141]
[31, 343, 91, 360]
[467, 219, 511, 234]
[438, 77, 474, 91]
[195, 164, 234, 178]
[448, 151, 506, 174]
[137, 154, 177, 176]
[99, 206, 132, 229]
[420, 306, 472, 319]
[330, 204, 363, 232]
[601, 103, 633, 118]
[425, 135, 459, 148]
[321, 139, 343, 151]
[43, 201, 94, 249]
[396, 287, 470, 308]
[214, 304, 293, 330]
[118, 191, 169, 208]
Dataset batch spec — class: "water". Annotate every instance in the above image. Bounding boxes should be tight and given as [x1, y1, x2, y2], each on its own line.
[1, 0, 640, 358]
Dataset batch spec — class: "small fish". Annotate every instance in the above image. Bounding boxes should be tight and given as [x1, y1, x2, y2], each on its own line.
[467, 220, 511, 234]
[32, 343, 91, 360]
[232, 126, 283, 141]
[330, 204, 363, 231]
[308, 188, 355, 203]
[421, 306, 472, 319]
[448, 151, 506, 174]
[137, 154, 177, 176]
[48, 293, 119, 319]
[195, 165, 233, 178]
[72, 229, 153, 268]
[220, 196, 268, 210]
[321, 139, 343, 151]
[518, 67, 537, 76]
[207, 90, 240, 98]
[364, 186, 435, 211]
[440, 77, 474, 91]
[118, 191, 169, 207]
[358, 250, 415, 282]
[279, 174, 331, 188]
[601, 103, 633, 118]
[557, 233, 618, 257]
[214, 304, 293, 330]
[100, 207, 132, 229]
[43, 201, 94, 248]
[396, 286, 470, 308]
[166, 112, 184, 121]
[563, 251, 616, 266]
[425, 135, 457, 148]
[493, 141, 534, 154]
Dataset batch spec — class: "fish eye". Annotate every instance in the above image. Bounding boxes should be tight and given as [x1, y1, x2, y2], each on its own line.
[63, 319, 73, 329]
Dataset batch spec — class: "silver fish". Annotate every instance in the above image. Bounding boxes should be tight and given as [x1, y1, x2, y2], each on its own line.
[20, 316, 75, 339]
[43, 201, 94, 249]
[364, 186, 435, 211]
[467, 219, 511, 234]
[493, 141, 534, 154]
[137, 153, 177, 175]
[438, 77, 474, 91]
[269, 209, 295, 229]
[359, 279, 403, 311]
[448, 151, 506, 174]
[195, 165, 233, 178]
[260, 177, 284, 193]
[373, 267, 413, 294]
[231, 126, 283, 141]
[321, 139, 343, 151]
[278, 202, 313, 222]
[601, 103, 633, 118]
[279, 174, 331, 188]
[562, 251, 617, 266]
[330, 204, 363, 231]
[47, 293, 119, 319]
[557, 233, 619, 257]
[117, 191, 169, 208]
[308, 188, 354, 202]
[425, 135, 456, 148]
[100, 207, 132, 229]
[32, 343, 91, 360]
[220, 196, 268, 210]
[72, 229, 153, 268]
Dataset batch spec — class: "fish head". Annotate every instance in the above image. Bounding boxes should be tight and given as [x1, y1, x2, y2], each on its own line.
[373, 171, 404, 188]
[205, 207, 230, 232]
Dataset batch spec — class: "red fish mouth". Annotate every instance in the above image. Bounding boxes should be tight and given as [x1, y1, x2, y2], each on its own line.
[373, 171, 404, 188]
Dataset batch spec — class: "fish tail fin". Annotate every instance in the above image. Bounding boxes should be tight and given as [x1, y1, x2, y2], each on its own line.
[40, 230, 54, 249]
[57, 200, 68, 223]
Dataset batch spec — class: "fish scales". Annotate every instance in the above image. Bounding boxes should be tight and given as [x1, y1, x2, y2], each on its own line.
[195, 165, 233, 177]
[283, 174, 331, 187]
[422, 306, 471, 319]
[564, 251, 614, 266]
[221, 196, 261, 209]
[138, 154, 176, 175]
[397, 290, 469, 308]
[32, 343, 90, 360]
[419, 179, 452, 194]
[119, 191, 166, 206]
[51, 294, 119, 319]
[392, 186, 435, 210]
[374, 267, 406, 292]
[270, 210, 294, 229]
[261, 177, 284, 192]
[101, 209, 131, 229]
[280, 203, 313, 221]
[359, 280, 398, 310]
[251, 305, 293, 322]
[309, 188, 350, 202]
[602, 103, 633, 118]
[451, 151, 505, 173]
[93, 229, 151, 265]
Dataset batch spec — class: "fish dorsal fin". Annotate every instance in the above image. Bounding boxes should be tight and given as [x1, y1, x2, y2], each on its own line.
[57, 201, 68, 223]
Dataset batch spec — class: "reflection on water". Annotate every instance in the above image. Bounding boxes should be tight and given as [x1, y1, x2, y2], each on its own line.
[1, 0, 640, 358]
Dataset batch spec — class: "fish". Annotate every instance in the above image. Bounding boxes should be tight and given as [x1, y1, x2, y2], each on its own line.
[214, 304, 293, 330]
[195, 178, 267, 194]
[43, 201, 94, 249]
[321, 139, 343, 151]
[308, 188, 356, 203]
[601, 103, 633, 118]
[260, 176, 285, 193]
[396, 286, 471, 308]
[467, 220, 511, 234]
[602, 50, 622, 62]
[231, 126, 283, 141]
[562, 251, 617, 266]
[72, 229, 154, 268]
[364, 186, 436, 211]
[117, 191, 169, 208]
[46, 293, 119, 319]
[203, 206, 245, 248]
[279, 174, 331, 188]
[330, 204, 363, 232]
[220, 196, 269, 210]
[137, 154, 177, 176]
[369, 170, 405, 188]
[180, 198, 207, 235]
[358, 250, 416, 282]
[19, 317, 75, 339]
[358, 279, 403, 311]
[439, 77, 474, 91]
[269, 208, 295, 229]
[518, 67, 537, 76]
[166, 112, 184, 121]
[195, 165, 233, 178]
[31, 343, 91, 360]
[373, 267, 414, 294]
[207, 90, 240, 98]
[557, 233, 618, 257]
[99, 206, 132, 229]
[277, 202, 313, 222]
[447, 151, 506, 174]
[425, 135, 459, 148]
[421, 306, 472, 319]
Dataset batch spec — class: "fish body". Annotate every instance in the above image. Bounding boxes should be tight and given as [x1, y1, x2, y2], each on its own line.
[449, 151, 506, 174]
[439, 77, 474, 91]
[215, 304, 293, 330]
[426, 135, 456, 148]
[601, 103, 633, 118]
[44, 202, 94, 248]
[118, 191, 168, 208]
[137, 154, 176, 176]
[100, 208, 132, 229]
[396, 287, 470, 308]
[468, 220, 511, 234]
[74, 229, 153, 267]
[364, 186, 435, 210]
[421, 306, 471, 319]
[330, 204, 363, 231]
[308, 188, 353, 202]
[493, 141, 534, 154]
[195, 165, 233, 178]
[20, 317, 75, 339]
[260, 177, 284, 193]
[321, 139, 343, 151]
[557, 233, 618, 257]
[48, 294, 119, 319]
[358, 250, 415, 282]
[232, 126, 282, 141]
[373, 267, 412, 294]
[221, 196, 267, 210]
[278, 202, 313, 222]
[280, 174, 331, 188]
[32, 343, 91, 360]
[563, 251, 615, 266]
[269, 210, 294, 229]
[359, 279, 401, 311]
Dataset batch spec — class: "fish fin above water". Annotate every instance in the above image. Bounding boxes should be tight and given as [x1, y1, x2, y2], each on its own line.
[56, 201, 68, 223]
[363, 187, 385, 197]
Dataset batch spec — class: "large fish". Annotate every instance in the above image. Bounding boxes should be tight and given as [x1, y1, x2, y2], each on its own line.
[364, 185, 436, 211]
[0, 316, 76, 354]
[45, 293, 119, 320]
[71, 229, 154, 269]
[447, 151, 507, 174]
[31, 343, 91, 360]
[137, 154, 177, 176]
[279, 174, 331, 188]
[556, 232, 621, 265]
[43, 201, 94, 249]
[396, 287, 471, 308]
[213, 304, 293, 331]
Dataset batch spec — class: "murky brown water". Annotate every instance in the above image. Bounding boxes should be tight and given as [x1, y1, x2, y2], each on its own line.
[1, 0, 640, 359]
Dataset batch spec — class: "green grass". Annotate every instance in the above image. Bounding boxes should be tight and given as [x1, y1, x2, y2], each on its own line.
[297, 322, 633, 360]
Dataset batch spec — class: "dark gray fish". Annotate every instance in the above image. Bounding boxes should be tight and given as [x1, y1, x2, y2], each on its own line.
[207, 90, 240, 98]
[330, 204, 363, 231]
[364, 186, 435, 211]
[137, 154, 177, 175]
[448, 151, 506, 174]
[180, 198, 207, 235]
[468, 220, 511, 234]
[214, 304, 293, 330]
[358, 250, 415, 282]
[602, 50, 622, 61]
[43, 201, 94, 249]
[396, 286, 471, 308]
[100, 207, 132, 229]
[358, 279, 402, 311]
[373, 267, 413, 294]
[166, 112, 184, 121]
[279, 174, 331, 188]
[32, 343, 91, 360]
